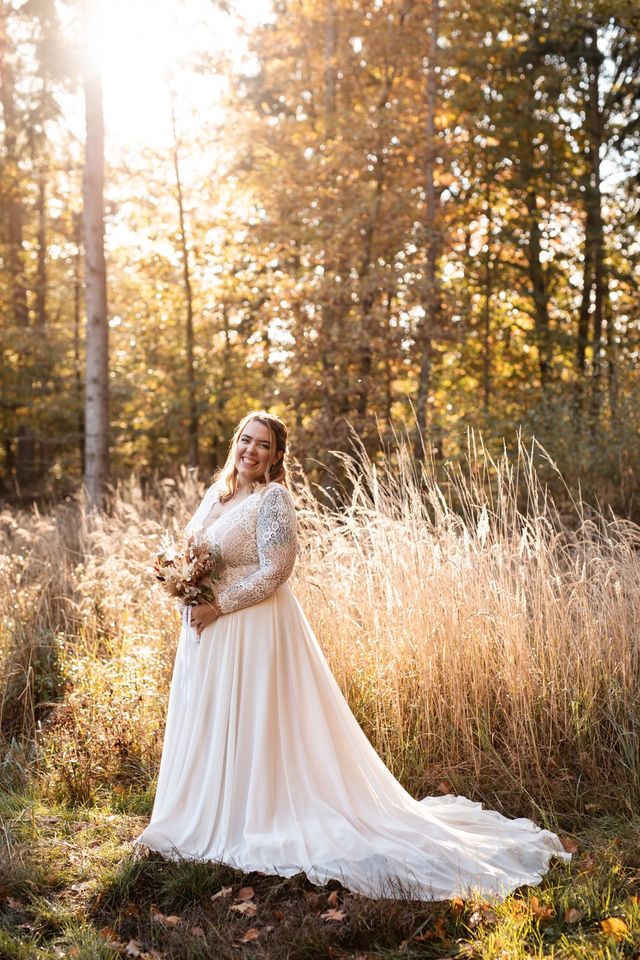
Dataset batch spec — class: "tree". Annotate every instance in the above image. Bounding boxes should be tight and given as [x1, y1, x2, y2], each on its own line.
[81, 0, 109, 509]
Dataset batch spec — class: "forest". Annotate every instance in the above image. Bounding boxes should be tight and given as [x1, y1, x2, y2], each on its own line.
[2, 1, 640, 958]
[1, 0, 639, 517]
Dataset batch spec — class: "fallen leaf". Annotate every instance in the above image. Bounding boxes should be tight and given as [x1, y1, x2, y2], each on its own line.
[320, 908, 347, 922]
[437, 780, 455, 795]
[327, 890, 340, 907]
[601, 916, 628, 939]
[561, 835, 579, 854]
[124, 941, 142, 957]
[236, 927, 260, 943]
[530, 896, 554, 921]
[191, 926, 205, 937]
[211, 885, 233, 900]
[272, 909, 285, 921]
[150, 907, 181, 927]
[68, 949, 80, 958]
[578, 854, 597, 873]
[230, 902, 257, 916]
[510, 899, 529, 914]
[304, 891, 319, 911]
[6, 896, 24, 910]
[565, 908, 582, 924]
[467, 910, 483, 928]
[416, 916, 449, 940]
[99, 926, 120, 943]
[236, 885, 255, 901]
[451, 896, 465, 914]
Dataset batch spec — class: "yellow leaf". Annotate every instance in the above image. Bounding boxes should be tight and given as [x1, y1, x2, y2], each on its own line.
[530, 896, 554, 920]
[601, 917, 628, 939]
[510, 899, 529, 914]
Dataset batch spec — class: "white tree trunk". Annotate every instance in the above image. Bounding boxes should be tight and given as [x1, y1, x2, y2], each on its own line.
[82, 0, 109, 509]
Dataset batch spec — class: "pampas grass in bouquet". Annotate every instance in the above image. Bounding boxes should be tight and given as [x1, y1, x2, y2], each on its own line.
[153, 534, 223, 606]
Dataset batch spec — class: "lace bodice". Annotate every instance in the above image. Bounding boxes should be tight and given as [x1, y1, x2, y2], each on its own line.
[186, 481, 298, 615]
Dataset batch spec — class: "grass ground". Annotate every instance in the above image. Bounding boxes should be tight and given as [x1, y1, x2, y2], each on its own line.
[2, 790, 640, 959]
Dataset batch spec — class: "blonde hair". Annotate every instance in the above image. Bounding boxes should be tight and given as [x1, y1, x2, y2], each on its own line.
[215, 411, 289, 503]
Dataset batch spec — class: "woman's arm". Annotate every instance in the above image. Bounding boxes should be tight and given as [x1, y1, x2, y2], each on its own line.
[215, 483, 298, 615]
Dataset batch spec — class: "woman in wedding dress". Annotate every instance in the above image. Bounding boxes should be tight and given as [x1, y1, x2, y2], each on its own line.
[134, 410, 571, 901]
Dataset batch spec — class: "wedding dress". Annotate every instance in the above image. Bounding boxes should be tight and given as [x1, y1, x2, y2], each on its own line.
[134, 480, 571, 901]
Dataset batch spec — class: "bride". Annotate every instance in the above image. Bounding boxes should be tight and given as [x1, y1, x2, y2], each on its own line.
[134, 410, 571, 901]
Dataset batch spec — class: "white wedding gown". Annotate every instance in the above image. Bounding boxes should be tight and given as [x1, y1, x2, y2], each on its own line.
[134, 480, 571, 901]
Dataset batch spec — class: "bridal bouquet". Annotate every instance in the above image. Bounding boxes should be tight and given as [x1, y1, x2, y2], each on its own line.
[153, 534, 223, 606]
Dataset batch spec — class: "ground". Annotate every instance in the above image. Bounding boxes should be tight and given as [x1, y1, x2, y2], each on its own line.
[2, 790, 640, 960]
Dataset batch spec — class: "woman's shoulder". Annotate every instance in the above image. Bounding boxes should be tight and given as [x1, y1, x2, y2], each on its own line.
[264, 480, 294, 497]
[259, 481, 296, 510]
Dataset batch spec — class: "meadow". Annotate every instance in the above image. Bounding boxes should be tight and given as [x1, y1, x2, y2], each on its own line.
[1, 433, 640, 959]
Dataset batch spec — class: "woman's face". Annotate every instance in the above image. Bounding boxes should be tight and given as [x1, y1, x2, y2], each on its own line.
[234, 419, 275, 486]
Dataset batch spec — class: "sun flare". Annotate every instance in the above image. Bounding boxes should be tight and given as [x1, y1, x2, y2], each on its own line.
[82, 0, 261, 148]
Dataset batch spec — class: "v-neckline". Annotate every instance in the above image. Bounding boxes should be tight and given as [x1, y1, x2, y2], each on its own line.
[201, 487, 259, 535]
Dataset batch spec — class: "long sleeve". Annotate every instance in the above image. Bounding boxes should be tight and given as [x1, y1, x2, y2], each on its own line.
[216, 483, 298, 615]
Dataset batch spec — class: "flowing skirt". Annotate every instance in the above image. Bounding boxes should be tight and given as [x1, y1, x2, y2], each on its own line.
[134, 584, 570, 901]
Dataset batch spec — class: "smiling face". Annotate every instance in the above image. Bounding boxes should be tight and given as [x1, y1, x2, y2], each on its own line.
[233, 419, 274, 488]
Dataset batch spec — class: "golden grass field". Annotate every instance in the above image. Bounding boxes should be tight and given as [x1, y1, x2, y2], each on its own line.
[2, 432, 640, 958]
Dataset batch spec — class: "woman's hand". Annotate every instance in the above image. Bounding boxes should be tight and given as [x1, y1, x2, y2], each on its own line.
[190, 599, 222, 637]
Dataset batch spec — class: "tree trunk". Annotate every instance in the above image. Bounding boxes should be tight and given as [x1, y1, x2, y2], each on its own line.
[605, 288, 617, 420]
[415, 0, 441, 460]
[481, 171, 493, 413]
[324, 0, 337, 133]
[586, 28, 605, 421]
[0, 6, 29, 327]
[35, 158, 47, 328]
[213, 302, 232, 468]
[73, 212, 85, 476]
[575, 195, 593, 408]
[82, 0, 109, 510]
[171, 96, 199, 469]
[576, 27, 606, 422]
[524, 186, 551, 388]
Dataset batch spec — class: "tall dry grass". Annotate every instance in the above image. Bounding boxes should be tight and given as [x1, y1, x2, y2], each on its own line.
[1, 433, 639, 823]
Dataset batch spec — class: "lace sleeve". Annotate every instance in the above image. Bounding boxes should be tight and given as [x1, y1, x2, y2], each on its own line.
[216, 483, 298, 615]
